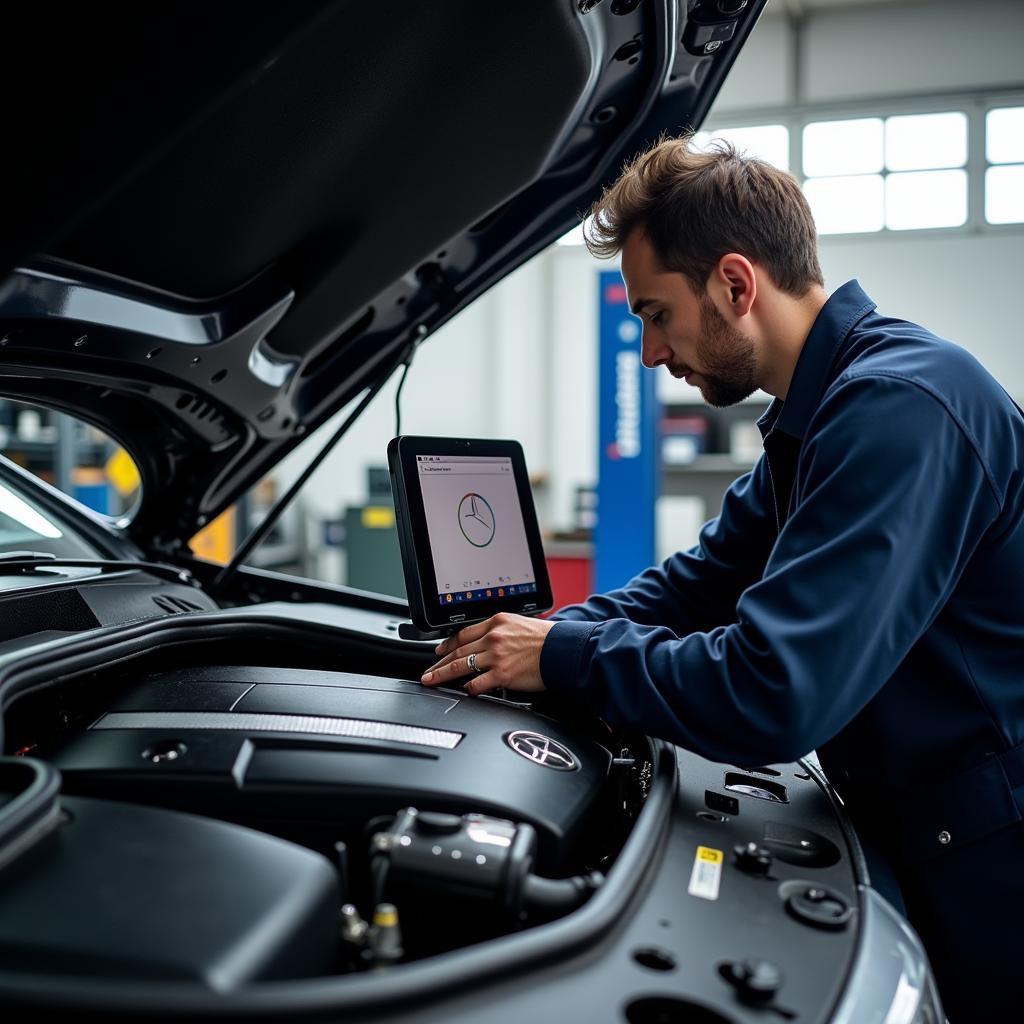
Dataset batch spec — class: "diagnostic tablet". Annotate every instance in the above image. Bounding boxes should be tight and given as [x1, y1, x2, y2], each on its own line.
[388, 436, 553, 634]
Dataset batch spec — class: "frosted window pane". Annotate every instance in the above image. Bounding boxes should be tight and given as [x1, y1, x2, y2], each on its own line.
[885, 170, 967, 230]
[804, 175, 884, 234]
[885, 112, 967, 170]
[803, 119, 883, 177]
[986, 108, 1024, 164]
[691, 125, 789, 170]
[986, 165, 1024, 224]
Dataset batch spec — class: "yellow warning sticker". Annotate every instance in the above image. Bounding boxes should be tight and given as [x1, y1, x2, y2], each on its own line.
[688, 845, 723, 901]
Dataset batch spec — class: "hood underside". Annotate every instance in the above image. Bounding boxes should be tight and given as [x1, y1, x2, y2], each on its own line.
[0, 0, 765, 551]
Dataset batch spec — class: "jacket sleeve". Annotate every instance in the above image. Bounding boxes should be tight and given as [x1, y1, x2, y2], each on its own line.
[550, 456, 778, 636]
[540, 375, 1000, 766]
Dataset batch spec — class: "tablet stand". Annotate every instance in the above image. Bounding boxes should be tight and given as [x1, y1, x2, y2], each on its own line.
[397, 622, 457, 642]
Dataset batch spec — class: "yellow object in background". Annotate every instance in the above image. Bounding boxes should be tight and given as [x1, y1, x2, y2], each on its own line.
[189, 507, 236, 565]
[362, 506, 395, 529]
[105, 447, 141, 497]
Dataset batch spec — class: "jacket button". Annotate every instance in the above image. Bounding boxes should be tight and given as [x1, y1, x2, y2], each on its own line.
[938, 830, 951, 845]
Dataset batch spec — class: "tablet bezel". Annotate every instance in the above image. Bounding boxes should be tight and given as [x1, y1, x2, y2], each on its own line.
[388, 435, 553, 632]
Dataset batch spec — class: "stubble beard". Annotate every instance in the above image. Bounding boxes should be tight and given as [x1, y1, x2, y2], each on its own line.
[687, 295, 760, 408]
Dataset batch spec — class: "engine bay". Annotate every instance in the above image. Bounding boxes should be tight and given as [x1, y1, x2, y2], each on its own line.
[2, 647, 650, 985]
[0, 605, 870, 1022]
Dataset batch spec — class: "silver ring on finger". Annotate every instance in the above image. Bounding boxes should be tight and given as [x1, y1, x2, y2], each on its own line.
[467, 653, 483, 676]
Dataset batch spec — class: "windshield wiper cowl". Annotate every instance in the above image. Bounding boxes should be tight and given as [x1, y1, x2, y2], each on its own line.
[0, 552, 198, 587]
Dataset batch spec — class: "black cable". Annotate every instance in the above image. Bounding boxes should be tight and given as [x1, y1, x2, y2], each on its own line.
[394, 359, 411, 437]
[394, 324, 425, 437]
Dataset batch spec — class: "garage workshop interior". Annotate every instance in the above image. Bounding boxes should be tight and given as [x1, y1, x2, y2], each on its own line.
[0, 2, 1022, 1022]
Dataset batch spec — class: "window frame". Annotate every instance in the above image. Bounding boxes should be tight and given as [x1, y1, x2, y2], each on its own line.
[697, 89, 1024, 241]
[983, 104, 1024, 226]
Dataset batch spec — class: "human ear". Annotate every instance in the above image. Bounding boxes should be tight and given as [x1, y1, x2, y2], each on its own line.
[713, 253, 756, 318]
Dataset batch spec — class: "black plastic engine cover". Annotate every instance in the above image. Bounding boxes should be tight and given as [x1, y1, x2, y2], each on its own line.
[0, 793, 338, 988]
[51, 667, 611, 867]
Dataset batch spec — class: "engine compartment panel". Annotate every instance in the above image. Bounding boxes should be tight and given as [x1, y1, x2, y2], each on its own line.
[50, 665, 612, 870]
[0, 790, 339, 988]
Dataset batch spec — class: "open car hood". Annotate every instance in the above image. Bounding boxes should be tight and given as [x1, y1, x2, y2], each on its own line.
[0, 0, 765, 553]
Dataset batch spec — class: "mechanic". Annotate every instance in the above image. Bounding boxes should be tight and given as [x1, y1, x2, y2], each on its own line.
[420, 136, 1024, 1021]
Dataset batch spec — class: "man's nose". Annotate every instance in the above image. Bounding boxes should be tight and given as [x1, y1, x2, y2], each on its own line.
[640, 328, 671, 369]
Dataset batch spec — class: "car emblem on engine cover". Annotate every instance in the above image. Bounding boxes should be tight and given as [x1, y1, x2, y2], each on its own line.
[505, 731, 579, 771]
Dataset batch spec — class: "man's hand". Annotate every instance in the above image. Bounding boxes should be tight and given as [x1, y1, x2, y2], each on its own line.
[420, 613, 555, 696]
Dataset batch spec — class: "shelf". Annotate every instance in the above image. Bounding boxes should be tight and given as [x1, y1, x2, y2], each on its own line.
[663, 455, 756, 474]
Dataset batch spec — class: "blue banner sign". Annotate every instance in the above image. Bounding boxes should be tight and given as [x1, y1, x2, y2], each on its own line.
[596, 269, 658, 591]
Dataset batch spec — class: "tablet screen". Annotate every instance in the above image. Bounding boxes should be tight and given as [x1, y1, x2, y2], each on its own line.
[416, 454, 537, 609]
[389, 436, 552, 631]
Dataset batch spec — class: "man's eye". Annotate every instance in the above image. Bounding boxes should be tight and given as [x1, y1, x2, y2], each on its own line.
[651, 311, 666, 326]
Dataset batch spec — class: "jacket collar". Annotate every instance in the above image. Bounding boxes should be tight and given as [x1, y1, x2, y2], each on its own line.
[757, 279, 877, 441]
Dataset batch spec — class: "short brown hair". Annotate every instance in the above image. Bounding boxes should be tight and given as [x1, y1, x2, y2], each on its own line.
[585, 134, 823, 297]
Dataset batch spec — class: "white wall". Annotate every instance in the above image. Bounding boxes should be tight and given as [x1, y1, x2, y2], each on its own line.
[800, 0, 1024, 107]
[817, 233, 1024, 393]
[715, 0, 1024, 113]
[713, 14, 795, 112]
[547, 247, 600, 534]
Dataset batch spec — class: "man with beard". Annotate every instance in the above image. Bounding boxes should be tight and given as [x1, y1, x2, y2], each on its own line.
[419, 136, 1024, 1021]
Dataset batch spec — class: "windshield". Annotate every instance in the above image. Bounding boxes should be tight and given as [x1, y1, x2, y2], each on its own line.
[0, 473, 101, 558]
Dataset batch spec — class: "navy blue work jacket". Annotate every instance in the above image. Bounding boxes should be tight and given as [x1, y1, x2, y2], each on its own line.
[540, 281, 1024, 1019]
